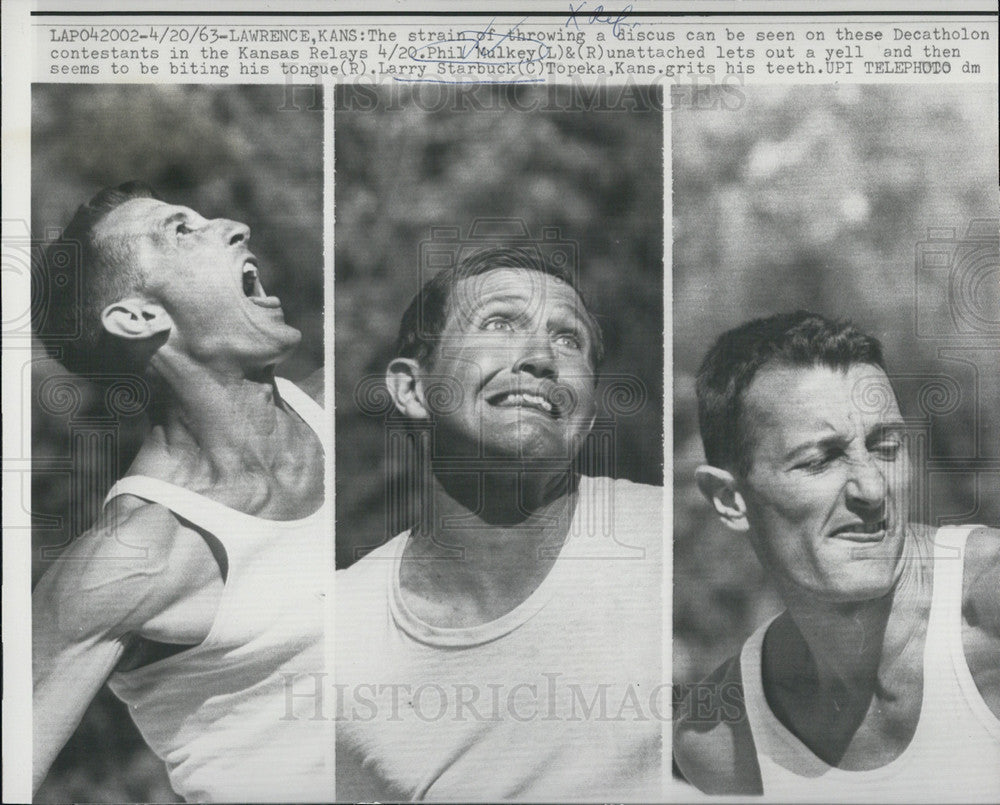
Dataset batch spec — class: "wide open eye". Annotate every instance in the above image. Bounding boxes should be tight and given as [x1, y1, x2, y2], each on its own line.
[482, 317, 514, 332]
[554, 331, 582, 349]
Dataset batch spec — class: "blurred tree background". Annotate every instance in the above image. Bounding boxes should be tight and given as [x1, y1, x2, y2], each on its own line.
[334, 84, 664, 569]
[31, 85, 323, 803]
[673, 84, 1000, 685]
[29, 80, 996, 800]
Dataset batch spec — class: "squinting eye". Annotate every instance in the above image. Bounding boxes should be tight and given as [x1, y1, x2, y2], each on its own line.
[482, 318, 513, 332]
[794, 454, 833, 472]
[176, 223, 193, 235]
[873, 440, 902, 460]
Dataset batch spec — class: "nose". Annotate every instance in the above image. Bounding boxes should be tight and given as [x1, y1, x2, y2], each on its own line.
[845, 454, 888, 513]
[512, 339, 558, 381]
[224, 220, 250, 246]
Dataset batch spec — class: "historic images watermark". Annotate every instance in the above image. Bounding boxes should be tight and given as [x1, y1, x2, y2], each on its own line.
[912, 219, 1000, 528]
[280, 673, 744, 725]
[278, 73, 745, 115]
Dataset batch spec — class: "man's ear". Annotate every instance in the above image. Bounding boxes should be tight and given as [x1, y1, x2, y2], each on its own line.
[100, 298, 173, 340]
[694, 465, 750, 532]
[386, 358, 430, 420]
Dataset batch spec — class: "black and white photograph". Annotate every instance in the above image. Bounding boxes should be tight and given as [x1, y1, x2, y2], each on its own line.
[671, 84, 1000, 799]
[29, 84, 330, 802]
[4, 4, 1000, 805]
[332, 84, 666, 801]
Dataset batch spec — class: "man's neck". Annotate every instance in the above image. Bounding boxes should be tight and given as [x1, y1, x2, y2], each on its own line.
[129, 352, 322, 515]
[763, 529, 934, 764]
[399, 467, 579, 627]
[778, 531, 932, 690]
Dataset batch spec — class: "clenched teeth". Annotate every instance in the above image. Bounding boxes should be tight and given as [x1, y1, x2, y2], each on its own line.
[493, 392, 553, 413]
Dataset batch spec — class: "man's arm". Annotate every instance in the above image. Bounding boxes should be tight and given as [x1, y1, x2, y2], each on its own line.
[32, 501, 219, 793]
[33, 565, 130, 793]
[962, 525, 1000, 719]
[673, 655, 763, 795]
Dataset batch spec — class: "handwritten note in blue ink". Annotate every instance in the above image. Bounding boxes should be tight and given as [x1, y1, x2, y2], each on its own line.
[565, 2, 639, 39]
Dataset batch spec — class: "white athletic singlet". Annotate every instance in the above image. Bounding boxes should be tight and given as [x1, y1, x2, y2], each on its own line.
[740, 525, 1000, 802]
[106, 378, 332, 802]
[335, 476, 665, 802]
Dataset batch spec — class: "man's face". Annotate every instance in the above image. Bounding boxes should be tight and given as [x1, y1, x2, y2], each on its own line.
[737, 363, 911, 603]
[94, 197, 300, 368]
[422, 267, 599, 463]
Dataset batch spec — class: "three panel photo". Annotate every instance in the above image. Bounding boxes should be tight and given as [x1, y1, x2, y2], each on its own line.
[28, 79, 999, 802]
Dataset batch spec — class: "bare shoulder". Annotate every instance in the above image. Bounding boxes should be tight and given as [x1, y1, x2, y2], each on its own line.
[956, 525, 1000, 719]
[34, 497, 218, 639]
[296, 367, 324, 406]
[963, 526, 1000, 637]
[673, 654, 763, 795]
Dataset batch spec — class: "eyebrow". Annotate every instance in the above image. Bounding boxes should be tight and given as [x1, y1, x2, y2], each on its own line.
[866, 420, 907, 440]
[162, 211, 189, 227]
[782, 434, 845, 463]
[470, 294, 574, 323]
[484, 296, 592, 328]
[548, 306, 592, 336]
[476, 293, 530, 307]
[782, 419, 908, 462]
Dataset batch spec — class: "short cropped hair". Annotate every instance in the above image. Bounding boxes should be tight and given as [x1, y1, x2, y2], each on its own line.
[34, 181, 161, 376]
[394, 245, 605, 375]
[696, 310, 886, 475]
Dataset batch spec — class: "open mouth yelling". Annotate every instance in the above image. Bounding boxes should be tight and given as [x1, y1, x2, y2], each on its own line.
[241, 258, 282, 309]
[487, 390, 558, 417]
[830, 518, 888, 542]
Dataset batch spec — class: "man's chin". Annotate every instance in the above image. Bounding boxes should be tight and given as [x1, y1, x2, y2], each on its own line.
[804, 562, 905, 604]
[488, 430, 580, 463]
[430, 419, 583, 465]
[235, 327, 301, 375]
[284, 327, 303, 354]
[265, 323, 303, 359]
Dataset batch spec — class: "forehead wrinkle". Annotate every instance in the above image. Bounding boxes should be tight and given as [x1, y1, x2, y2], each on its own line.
[473, 292, 533, 309]
[741, 364, 904, 468]
[95, 198, 170, 241]
[434, 267, 601, 370]
[740, 368, 831, 465]
[449, 272, 584, 320]
[92, 201, 188, 292]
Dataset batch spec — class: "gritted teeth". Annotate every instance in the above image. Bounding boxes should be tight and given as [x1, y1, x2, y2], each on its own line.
[833, 518, 886, 537]
[490, 391, 555, 414]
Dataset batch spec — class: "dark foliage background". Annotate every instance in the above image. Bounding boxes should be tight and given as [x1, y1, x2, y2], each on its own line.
[28, 80, 996, 801]
[333, 84, 665, 570]
[31, 84, 323, 803]
[672, 84, 1000, 685]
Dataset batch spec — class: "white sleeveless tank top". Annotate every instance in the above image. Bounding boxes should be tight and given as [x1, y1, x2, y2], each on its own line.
[740, 525, 1000, 802]
[105, 378, 332, 802]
